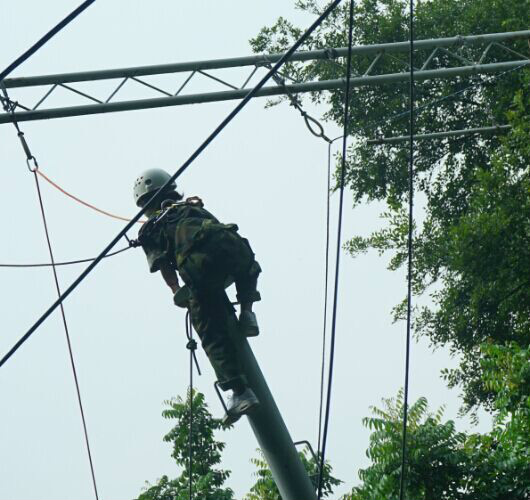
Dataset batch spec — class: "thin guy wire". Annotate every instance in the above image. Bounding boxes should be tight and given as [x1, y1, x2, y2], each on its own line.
[32, 171, 100, 500]
[0, 246, 131, 268]
[399, 1, 415, 499]
[317, 2, 354, 498]
[317, 140, 333, 458]
[0, 0, 342, 370]
[186, 312, 194, 500]
[1, 83, 99, 499]
[0, 0, 96, 82]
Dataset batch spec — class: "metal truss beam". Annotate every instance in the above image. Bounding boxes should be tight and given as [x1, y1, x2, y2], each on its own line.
[1, 30, 528, 124]
[367, 124, 512, 144]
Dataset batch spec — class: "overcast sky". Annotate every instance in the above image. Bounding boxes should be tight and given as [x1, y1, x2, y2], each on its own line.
[1, 2, 492, 499]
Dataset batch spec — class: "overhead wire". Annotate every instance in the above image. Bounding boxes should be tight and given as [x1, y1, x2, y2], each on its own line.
[0, 0, 343, 369]
[0, 246, 131, 268]
[399, 1, 415, 499]
[184, 311, 200, 500]
[0, 0, 96, 83]
[316, 1, 354, 498]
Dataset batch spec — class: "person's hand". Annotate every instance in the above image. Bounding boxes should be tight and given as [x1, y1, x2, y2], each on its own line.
[173, 285, 192, 308]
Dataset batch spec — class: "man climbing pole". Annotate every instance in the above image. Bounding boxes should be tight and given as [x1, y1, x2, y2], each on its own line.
[133, 168, 261, 424]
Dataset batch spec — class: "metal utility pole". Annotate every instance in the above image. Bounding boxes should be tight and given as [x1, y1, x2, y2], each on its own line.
[226, 315, 317, 500]
[1, 30, 528, 124]
[367, 124, 512, 144]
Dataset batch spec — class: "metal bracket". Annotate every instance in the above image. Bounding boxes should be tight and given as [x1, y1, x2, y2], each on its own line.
[294, 440, 321, 489]
[214, 380, 229, 414]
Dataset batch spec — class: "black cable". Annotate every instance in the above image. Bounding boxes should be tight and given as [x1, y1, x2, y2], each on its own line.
[317, 2, 354, 498]
[185, 312, 195, 500]
[398, 2, 415, 500]
[0, 0, 96, 83]
[0, 0, 342, 370]
[32, 171, 100, 500]
[0, 246, 131, 268]
[317, 140, 333, 458]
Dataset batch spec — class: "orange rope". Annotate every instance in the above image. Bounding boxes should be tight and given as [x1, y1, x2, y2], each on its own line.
[35, 168, 145, 224]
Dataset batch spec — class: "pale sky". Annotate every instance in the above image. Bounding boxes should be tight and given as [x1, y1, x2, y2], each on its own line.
[1, 2, 491, 499]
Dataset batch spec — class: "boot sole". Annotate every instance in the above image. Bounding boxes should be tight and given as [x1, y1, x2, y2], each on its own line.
[222, 400, 260, 426]
[244, 326, 260, 337]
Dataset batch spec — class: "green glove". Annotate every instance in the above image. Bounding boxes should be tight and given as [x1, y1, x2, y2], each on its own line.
[173, 285, 192, 308]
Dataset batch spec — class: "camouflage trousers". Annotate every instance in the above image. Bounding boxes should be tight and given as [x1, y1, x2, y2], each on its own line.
[179, 227, 261, 391]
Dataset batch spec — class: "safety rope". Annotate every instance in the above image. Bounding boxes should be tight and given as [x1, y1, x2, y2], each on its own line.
[399, 2, 415, 499]
[184, 311, 201, 500]
[0, 88, 100, 500]
[317, 2, 354, 498]
[35, 168, 146, 224]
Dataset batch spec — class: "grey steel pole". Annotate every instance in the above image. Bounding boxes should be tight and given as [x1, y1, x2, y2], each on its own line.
[366, 124, 512, 144]
[3, 30, 529, 89]
[228, 316, 317, 500]
[1, 60, 528, 124]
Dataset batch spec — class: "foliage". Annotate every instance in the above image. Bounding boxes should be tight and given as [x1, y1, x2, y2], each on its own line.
[344, 392, 469, 500]
[463, 342, 530, 499]
[137, 389, 234, 500]
[343, 388, 530, 500]
[245, 447, 342, 500]
[250, 0, 530, 412]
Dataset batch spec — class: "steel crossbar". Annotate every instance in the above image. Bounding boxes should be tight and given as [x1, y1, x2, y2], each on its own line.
[1, 31, 528, 124]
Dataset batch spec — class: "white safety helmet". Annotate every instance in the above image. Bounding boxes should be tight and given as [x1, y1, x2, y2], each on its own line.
[133, 168, 176, 207]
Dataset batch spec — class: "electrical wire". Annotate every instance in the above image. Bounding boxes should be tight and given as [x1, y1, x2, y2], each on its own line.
[317, 2, 354, 498]
[398, 2, 415, 499]
[0, 246, 131, 268]
[0, 0, 96, 83]
[185, 311, 196, 500]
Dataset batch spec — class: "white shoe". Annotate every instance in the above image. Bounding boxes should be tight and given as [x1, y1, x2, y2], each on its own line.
[222, 388, 260, 425]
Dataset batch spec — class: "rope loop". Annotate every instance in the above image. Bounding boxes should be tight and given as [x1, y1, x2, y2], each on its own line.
[26, 156, 39, 172]
[303, 113, 331, 142]
[186, 339, 198, 351]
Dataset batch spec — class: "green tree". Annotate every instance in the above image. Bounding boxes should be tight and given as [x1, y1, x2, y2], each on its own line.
[137, 389, 234, 500]
[245, 447, 341, 500]
[250, 0, 530, 413]
[463, 342, 530, 499]
[251, 4, 530, 498]
[344, 392, 469, 500]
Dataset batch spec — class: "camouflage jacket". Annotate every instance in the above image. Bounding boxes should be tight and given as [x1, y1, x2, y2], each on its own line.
[138, 197, 220, 273]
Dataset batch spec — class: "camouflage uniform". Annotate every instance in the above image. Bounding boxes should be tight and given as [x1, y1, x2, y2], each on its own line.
[138, 199, 261, 390]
